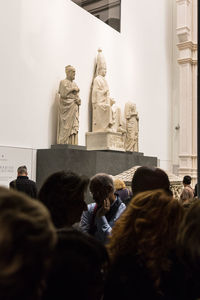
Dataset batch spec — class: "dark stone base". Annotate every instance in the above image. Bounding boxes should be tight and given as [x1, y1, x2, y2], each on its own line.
[36, 145, 157, 190]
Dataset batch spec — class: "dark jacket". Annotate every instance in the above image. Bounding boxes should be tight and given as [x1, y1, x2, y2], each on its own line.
[115, 188, 132, 203]
[104, 254, 161, 300]
[9, 176, 37, 199]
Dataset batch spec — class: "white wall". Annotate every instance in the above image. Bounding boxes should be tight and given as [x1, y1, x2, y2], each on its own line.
[171, 1, 180, 173]
[0, 146, 36, 187]
[0, 0, 176, 171]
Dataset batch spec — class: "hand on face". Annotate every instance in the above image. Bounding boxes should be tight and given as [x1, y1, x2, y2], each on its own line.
[96, 198, 110, 217]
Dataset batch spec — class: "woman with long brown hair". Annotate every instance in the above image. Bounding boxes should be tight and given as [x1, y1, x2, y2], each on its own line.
[104, 189, 184, 300]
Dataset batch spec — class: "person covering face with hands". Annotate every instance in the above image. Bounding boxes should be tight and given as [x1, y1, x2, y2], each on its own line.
[80, 173, 126, 243]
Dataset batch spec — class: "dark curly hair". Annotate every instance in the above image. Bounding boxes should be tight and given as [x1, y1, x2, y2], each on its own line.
[177, 199, 200, 273]
[107, 189, 183, 290]
[183, 175, 192, 185]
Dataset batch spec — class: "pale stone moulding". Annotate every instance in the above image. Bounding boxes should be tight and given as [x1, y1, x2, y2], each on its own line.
[86, 131, 125, 152]
[176, 0, 197, 184]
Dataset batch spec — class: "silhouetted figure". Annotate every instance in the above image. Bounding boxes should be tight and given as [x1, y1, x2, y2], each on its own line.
[194, 183, 198, 197]
[179, 175, 194, 209]
[161, 200, 200, 300]
[42, 228, 109, 300]
[38, 171, 89, 228]
[123, 166, 172, 206]
[9, 165, 37, 198]
[0, 187, 56, 300]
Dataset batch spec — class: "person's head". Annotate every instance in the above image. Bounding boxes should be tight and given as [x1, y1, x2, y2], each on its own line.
[17, 165, 27, 176]
[114, 179, 126, 191]
[107, 189, 183, 289]
[89, 173, 115, 206]
[38, 171, 89, 228]
[131, 166, 172, 197]
[183, 175, 192, 186]
[65, 65, 75, 81]
[0, 187, 56, 300]
[43, 228, 109, 300]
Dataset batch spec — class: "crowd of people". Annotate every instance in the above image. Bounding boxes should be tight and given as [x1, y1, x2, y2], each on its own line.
[0, 165, 198, 299]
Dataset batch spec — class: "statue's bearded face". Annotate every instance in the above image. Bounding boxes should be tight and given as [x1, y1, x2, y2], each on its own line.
[66, 69, 75, 81]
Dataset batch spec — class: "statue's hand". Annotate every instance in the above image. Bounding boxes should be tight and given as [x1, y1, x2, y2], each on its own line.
[75, 98, 81, 105]
[102, 104, 109, 110]
[110, 98, 115, 106]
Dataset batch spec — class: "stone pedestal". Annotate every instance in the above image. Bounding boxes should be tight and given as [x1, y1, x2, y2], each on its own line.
[86, 132, 125, 151]
[36, 145, 157, 190]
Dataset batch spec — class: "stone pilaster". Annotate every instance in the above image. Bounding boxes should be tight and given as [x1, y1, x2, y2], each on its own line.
[176, 0, 197, 184]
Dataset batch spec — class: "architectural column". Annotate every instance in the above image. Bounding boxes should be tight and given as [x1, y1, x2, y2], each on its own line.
[176, 0, 197, 184]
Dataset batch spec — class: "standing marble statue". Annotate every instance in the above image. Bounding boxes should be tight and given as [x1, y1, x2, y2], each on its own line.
[124, 102, 139, 151]
[57, 65, 81, 144]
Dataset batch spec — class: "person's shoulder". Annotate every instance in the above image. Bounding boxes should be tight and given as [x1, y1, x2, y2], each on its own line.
[9, 179, 15, 186]
[119, 202, 126, 212]
[185, 186, 194, 195]
[27, 179, 37, 185]
[60, 79, 71, 86]
[117, 196, 126, 209]
[60, 78, 67, 83]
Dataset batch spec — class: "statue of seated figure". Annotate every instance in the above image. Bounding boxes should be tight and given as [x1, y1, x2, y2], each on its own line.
[92, 49, 125, 133]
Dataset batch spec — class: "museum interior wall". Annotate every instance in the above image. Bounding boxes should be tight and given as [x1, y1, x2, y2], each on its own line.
[0, 0, 188, 184]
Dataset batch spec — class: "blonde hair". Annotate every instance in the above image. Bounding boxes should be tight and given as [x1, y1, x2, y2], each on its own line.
[114, 179, 126, 190]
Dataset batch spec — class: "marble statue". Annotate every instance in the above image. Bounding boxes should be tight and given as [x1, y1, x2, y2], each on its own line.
[92, 49, 124, 133]
[124, 102, 139, 152]
[57, 65, 81, 145]
[86, 49, 126, 152]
